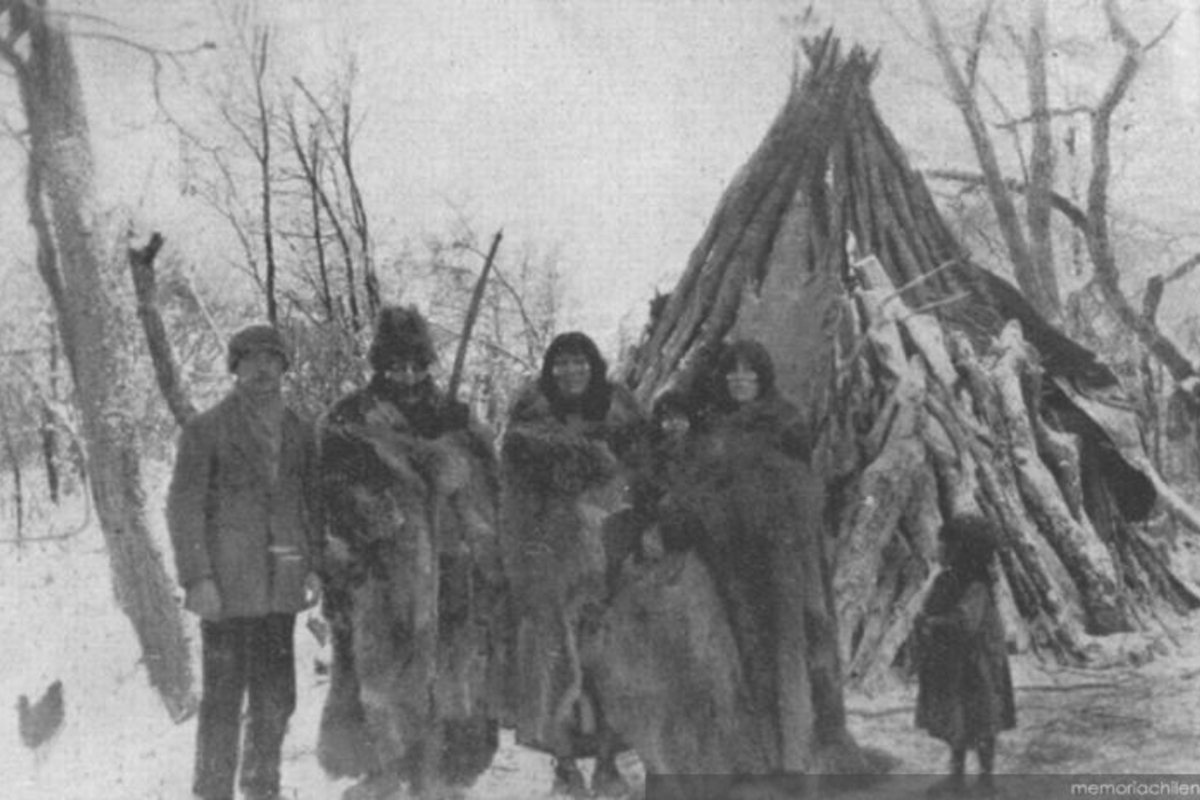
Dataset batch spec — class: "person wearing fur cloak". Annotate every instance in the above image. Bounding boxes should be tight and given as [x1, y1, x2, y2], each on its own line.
[584, 342, 862, 781]
[499, 331, 645, 798]
[622, 340, 851, 772]
[691, 339, 856, 771]
[316, 306, 507, 800]
[915, 514, 1016, 795]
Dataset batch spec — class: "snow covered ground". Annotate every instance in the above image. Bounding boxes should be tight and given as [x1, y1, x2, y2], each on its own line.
[0, 473, 587, 800]
[3, 476, 1199, 799]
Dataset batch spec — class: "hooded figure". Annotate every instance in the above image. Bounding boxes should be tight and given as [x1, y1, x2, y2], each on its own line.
[317, 305, 507, 799]
[499, 331, 645, 797]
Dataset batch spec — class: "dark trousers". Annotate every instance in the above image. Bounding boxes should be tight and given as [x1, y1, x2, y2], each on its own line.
[194, 613, 297, 800]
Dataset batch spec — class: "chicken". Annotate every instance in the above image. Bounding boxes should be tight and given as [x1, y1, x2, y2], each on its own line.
[17, 680, 64, 750]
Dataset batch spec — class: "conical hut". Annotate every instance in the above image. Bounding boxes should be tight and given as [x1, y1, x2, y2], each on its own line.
[622, 32, 1198, 699]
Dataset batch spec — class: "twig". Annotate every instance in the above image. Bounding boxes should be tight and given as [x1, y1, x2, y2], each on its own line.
[0, 478, 94, 544]
[878, 257, 963, 308]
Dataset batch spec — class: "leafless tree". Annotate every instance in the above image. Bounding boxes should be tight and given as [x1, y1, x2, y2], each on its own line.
[0, 0, 195, 720]
[919, 0, 1194, 383]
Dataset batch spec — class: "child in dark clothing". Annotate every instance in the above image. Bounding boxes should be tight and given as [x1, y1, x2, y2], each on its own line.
[915, 514, 1016, 795]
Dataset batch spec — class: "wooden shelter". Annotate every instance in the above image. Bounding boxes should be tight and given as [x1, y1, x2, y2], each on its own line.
[622, 33, 1198, 691]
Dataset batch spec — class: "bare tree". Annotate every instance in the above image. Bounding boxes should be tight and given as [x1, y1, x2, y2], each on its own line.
[920, 0, 1194, 383]
[0, 0, 195, 719]
[283, 67, 379, 330]
[918, 0, 1061, 321]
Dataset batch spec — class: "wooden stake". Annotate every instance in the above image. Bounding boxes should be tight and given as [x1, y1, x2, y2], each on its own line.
[447, 229, 503, 401]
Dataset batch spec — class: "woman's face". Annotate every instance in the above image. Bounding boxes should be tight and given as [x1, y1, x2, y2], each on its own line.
[552, 351, 593, 398]
[725, 360, 760, 405]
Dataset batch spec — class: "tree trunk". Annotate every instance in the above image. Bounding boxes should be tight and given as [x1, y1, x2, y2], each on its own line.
[40, 402, 60, 504]
[1025, 0, 1060, 311]
[129, 233, 197, 426]
[17, 2, 195, 720]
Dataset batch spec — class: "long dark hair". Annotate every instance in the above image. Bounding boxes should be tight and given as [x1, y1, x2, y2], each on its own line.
[652, 388, 695, 427]
[538, 331, 613, 421]
[709, 339, 778, 413]
[940, 514, 1001, 582]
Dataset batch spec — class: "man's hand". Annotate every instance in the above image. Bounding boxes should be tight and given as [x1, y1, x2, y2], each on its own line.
[303, 571, 322, 609]
[184, 578, 222, 621]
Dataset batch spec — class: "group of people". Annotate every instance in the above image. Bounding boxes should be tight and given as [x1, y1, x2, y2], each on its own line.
[167, 304, 1016, 800]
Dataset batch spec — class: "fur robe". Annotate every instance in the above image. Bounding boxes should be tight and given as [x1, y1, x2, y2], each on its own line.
[317, 383, 507, 791]
[595, 393, 845, 773]
[498, 380, 644, 757]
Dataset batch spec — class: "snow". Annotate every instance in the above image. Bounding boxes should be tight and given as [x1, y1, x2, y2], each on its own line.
[3, 474, 1200, 799]
[0, 475, 564, 800]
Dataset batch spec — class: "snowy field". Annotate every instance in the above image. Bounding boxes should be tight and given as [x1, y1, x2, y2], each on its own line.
[4, 469, 1200, 799]
[0, 470, 604, 800]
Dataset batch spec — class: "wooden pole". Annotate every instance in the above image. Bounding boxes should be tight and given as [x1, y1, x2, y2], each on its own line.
[447, 229, 503, 400]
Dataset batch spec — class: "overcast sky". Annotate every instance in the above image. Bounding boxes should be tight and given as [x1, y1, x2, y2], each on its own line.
[5, 0, 1198, 351]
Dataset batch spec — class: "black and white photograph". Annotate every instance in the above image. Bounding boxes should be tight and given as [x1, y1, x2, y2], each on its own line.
[2, 1, 1200, 798]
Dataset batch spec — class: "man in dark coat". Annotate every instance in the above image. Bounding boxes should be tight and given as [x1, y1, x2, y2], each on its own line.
[317, 305, 507, 800]
[167, 323, 321, 800]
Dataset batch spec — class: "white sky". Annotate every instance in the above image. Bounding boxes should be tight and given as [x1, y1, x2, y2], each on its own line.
[5, 0, 1200, 351]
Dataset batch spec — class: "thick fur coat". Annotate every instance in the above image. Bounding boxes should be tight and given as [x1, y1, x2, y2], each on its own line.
[317, 382, 506, 790]
[498, 380, 644, 757]
[599, 393, 844, 773]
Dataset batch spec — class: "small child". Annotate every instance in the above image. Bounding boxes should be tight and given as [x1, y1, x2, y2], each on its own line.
[601, 389, 699, 591]
[915, 514, 1016, 796]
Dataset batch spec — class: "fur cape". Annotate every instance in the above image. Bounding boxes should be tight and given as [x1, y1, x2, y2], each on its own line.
[316, 383, 507, 790]
[498, 379, 645, 756]
[599, 393, 844, 773]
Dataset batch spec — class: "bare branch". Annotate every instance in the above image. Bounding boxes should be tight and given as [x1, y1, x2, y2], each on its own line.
[128, 232, 197, 425]
[1144, 253, 1200, 323]
[71, 30, 215, 58]
[978, 76, 1030, 183]
[1145, 15, 1179, 51]
[283, 104, 334, 319]
[0, 23, 29, 81]
[994, 105, 1092, 130]
[918, 0, 1052, 318]
[964, 0, 995, 91]
[927, 168, 1090, 232]
[425, 318, 535, 372]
